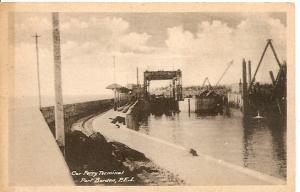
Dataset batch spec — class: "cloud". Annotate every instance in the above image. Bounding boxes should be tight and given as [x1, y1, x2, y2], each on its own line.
[62, 40, 78, 50]
[61, 18, 89, 30]
[164, 15, 286, 85]
[165, 21, 234, 59]
[94, 17, 152, 53]
[235, 14, 286, 53]
[16, 16, 52, 34]
[165, 26, 196, 55]
[61, 16, 129, 34]
[60, 16, 152, 54]
[100, 17, 129, 35]
[16, 15, 153, 55]
[13, 13, 287, 103]
[119, 32, 154, 53]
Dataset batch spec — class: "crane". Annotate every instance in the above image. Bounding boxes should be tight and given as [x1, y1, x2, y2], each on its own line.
[215, 60, 234, 86]
[249, 39, 283, 89]
[201, 77, 212, 88]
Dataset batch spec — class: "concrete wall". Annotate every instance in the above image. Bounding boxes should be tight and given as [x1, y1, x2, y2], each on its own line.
[126, 100, 150, 130]
[10, 105, 74, 186]
[40, 99, 114, 136]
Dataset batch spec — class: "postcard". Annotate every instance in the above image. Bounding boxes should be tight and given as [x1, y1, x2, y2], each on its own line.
[0, 3, 295, 192]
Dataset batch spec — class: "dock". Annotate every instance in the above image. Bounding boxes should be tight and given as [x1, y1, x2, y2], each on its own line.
[9, 101, 74, 185]
[83, 109, 285, 185]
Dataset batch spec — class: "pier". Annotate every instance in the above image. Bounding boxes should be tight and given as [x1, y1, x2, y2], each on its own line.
[37, 45, 286, 185]
[241, 39, 287, 120]
[144, 70, 183, 101]
[84, 108, 285, 185]
[36, 39, 287, 185]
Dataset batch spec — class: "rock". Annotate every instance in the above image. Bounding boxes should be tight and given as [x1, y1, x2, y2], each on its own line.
[189, 148, 198, 156]
[86, 132, 116, 169]
[89, 132, 106, 142]
[65, 130, 90, 168]
[111, 142, 148, 161]
[111, 116, 126, 125]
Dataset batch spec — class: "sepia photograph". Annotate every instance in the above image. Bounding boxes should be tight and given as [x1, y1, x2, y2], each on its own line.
[0, 3, 295, 191]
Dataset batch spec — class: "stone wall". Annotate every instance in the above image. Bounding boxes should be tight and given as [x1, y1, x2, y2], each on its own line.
[40, 99, 114, 136]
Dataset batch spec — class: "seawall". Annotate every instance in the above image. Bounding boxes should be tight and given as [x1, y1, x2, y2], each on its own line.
[40, 99, 114, 136]
[9, 100, 74, 185]
[126, 99, 150, 130]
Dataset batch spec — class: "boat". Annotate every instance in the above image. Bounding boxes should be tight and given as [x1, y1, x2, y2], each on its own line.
[195, 89, 223, 115]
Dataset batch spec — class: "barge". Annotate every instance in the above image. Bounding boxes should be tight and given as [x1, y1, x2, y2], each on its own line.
[195, 89, 224, 115]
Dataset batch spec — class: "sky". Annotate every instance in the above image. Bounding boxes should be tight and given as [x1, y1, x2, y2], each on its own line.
[13, 12, 287, 104]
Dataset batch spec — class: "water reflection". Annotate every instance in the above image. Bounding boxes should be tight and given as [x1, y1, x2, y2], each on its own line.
[242, 115, 286, 178]
[130, 99, 286, 179]
[267, 117, 287, 178]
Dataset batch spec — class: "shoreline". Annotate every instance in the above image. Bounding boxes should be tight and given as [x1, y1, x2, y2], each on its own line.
[66, 103, 285, 186]
[66, 110, 185, 186]
[90, 109, 286, 185]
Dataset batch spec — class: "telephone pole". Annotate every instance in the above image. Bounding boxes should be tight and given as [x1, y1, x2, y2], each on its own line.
[52, 12, 65, 155]
[113, 55, 117, 110]
[33, 33, 42, 109]
[136, 67, 139, 85]
[113, 55, 116, 83]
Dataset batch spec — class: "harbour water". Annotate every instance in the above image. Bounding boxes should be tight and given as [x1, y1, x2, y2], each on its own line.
[134, 98, 286, 179]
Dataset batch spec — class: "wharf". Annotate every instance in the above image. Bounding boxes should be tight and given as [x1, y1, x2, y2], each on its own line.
[9, 103, 74, 185]
[84, 109, 285, 185]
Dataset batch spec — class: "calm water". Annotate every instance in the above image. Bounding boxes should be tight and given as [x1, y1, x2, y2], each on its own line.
[135, 98, 286, 179]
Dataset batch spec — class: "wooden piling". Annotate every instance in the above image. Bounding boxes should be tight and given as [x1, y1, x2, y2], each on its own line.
[188, 98, 190, 115]
[242, 59, 248, 114]
[52, 12, 65, 155]
[269, 71, 276, 85]
[172, 79, 176, 99]
[248, 60, 252, 84]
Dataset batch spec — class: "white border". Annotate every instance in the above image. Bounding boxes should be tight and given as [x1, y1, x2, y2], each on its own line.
[1, 0, 298, 190]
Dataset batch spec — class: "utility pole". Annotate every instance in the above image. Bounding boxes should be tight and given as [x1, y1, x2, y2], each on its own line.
[33, 33, 42, 109]
[136, 67, 139, 85]
[52, 12, 65, 155]
[113, 55, 116, 83]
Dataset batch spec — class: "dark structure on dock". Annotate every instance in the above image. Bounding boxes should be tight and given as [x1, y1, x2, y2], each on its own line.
[242, 39, 286, 120]
[194, 61, 233, 115]
[142, 70, 183, 113]
[144, 70, 183, 101]
[195, 89, 224, 115]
